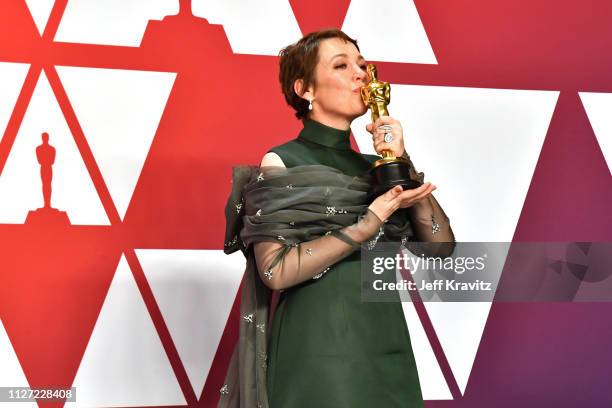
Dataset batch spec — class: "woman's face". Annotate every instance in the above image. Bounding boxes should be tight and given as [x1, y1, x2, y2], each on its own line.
[305, 38, 369, 127]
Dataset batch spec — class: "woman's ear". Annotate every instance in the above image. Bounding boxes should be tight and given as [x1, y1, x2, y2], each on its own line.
[294, 79, 313, 102]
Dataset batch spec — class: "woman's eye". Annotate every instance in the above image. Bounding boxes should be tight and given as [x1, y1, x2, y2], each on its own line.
[360, 65, 367, 70]
[335, 63, 347, 69]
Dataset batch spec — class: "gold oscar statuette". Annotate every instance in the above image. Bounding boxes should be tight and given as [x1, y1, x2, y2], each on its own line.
[361, 63, 421, 195]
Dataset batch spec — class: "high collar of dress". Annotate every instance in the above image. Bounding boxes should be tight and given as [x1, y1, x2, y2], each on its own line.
[298, 118, 352, 150]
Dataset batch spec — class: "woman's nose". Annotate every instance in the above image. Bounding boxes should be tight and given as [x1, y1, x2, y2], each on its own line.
[355, 66, 368, 83]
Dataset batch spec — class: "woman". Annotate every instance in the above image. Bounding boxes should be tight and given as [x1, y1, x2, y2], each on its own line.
[220, 29, 455, 408]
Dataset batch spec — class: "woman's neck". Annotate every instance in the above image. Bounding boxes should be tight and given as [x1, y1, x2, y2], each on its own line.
[307, 111, 351, 131]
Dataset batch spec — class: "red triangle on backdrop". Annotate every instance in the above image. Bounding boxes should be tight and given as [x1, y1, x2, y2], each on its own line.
[0, 226, 122, 405]
[289, 0, 352, 34]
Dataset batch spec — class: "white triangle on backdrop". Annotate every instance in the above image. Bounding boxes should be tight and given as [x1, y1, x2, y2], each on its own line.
[0, 319, 37, 408]
[56, 66, 176, 220]
[0, 62, 30, 144]
[422, 301, 492, 395]
[579, 92, 612, 175]
[353, 85, 558, 395]
[25, 0, 55, 36]
[0, 71, 109, 225]
[342, 0, 437, 64]
[400, 301, 452, 400]
[55, 0, 178, 46]
[136, 249, 245, 399]
[192, 0, 302, 55]
[67, 254, 186, 408]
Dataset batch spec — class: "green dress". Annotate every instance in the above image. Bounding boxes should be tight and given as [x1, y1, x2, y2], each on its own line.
[265, 119, 424, 408]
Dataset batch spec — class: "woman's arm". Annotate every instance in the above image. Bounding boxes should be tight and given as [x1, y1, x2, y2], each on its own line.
[254, 208, 382, 290]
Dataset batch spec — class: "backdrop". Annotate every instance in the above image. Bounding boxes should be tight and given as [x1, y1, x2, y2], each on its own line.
[0, 0, 611, 407]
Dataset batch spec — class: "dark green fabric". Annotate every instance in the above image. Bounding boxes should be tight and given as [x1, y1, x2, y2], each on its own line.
[266, 119, 424, 408]
[270, 119, 381, 175]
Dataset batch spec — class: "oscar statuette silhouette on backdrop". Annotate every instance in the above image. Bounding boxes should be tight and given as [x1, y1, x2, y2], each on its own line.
[25, 132, 70, 225]
[361, 64, 422, 195]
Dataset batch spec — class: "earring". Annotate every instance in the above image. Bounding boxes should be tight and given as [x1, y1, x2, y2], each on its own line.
[308, 99, 313, 110]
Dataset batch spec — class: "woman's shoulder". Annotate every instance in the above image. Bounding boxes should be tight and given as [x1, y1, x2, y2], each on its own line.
[260, 151, 285, 167]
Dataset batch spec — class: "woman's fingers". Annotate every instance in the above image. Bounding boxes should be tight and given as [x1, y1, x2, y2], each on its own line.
[367, 116, 401, 135]
[368, 185, 403, 221]
[406, 182, 432, 195]
[370, 117, 404, 157]
[412, 183, 436, 199]
[370, 182, 437, 220]
[388, 183, 430, 205]
[396, 183, 436, 207]
[383, 185, 403, 201]
[372, 116, 396, 128]
[374, 140, 393, 152]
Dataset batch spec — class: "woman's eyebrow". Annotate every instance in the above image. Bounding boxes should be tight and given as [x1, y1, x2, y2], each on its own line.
[331, 53, 366, 62]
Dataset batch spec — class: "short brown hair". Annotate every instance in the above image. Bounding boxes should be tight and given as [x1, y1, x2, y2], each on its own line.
[278, 29, 359, 120]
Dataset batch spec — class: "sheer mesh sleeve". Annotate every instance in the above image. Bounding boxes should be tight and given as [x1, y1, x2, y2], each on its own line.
[254, 209, 383, 290]
[400, 151, 455, 257]
[405, 195, 455, 258]
[402, 152, 455, 257]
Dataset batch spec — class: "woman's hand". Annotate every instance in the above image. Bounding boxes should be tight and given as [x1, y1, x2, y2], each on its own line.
[365, 115, 405, 157]
[368, 183, 437, 222]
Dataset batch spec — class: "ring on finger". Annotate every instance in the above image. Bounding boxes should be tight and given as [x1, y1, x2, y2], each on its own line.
[384, 133, 394, 143]
[376, 126, 392, 134]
